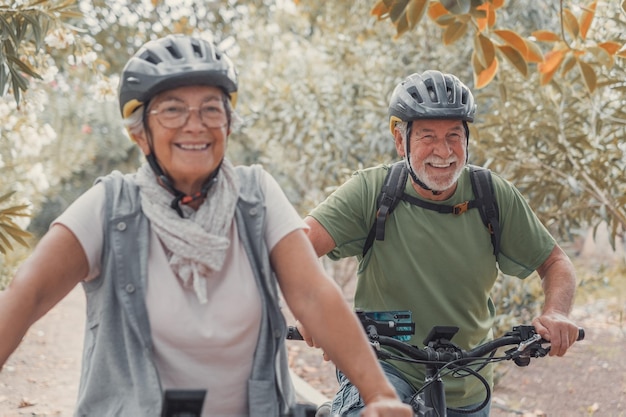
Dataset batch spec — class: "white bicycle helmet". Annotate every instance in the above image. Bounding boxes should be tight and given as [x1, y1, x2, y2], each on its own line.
[119, 34, 238, 118]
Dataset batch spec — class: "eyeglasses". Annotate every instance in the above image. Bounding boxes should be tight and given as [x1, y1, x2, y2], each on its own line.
[148, 101, 228, 129]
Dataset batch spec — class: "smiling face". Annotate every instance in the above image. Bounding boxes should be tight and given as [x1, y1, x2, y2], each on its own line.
[395, 118, 467, 200]
[132, 85, 230, 196]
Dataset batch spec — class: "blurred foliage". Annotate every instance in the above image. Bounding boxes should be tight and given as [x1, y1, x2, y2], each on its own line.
[474, 66, 626, 250]
[0, 191, 31, 289]
[238, 1, 476, 211]
[0, 0, 624, 334]
[0, 0, 82, 104]
[491, 272, 544, 334]
[369, 0, 626, 91]
[0, 191, 31, 254]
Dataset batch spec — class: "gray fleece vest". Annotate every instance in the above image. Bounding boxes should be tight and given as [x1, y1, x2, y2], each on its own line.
[75, 165, 295, 417]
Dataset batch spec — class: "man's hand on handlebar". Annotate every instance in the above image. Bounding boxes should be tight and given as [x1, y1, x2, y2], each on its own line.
[532, 311, 581, 357]
[295, 320, 330, 361]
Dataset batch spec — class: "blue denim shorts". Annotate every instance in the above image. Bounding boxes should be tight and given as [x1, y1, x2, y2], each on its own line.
[330, 361, 491, 417]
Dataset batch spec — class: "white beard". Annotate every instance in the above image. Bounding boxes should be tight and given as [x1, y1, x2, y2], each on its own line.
[412, 157, 464, 192]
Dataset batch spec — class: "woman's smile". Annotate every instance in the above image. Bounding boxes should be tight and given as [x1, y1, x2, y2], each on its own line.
[175, 142, 211, 151]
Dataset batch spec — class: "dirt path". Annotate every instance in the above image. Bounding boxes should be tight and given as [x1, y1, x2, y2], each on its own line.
[489, 302, 626, 417]
[492, 300, 626, 417]
[0, 286, 84, 417]
[1, 286, 625, 417]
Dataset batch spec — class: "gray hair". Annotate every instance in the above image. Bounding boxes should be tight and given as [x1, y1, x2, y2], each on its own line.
[394, 120, 409, 140]
[123, 106, 145, 136]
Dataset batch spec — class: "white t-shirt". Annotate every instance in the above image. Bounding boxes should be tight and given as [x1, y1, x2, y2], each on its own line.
[54, 169, 306, 416]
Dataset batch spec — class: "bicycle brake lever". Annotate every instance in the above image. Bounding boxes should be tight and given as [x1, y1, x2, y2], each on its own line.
[505, 334, 549, 366]
[517, 333, 542, 353]
[370, 341, 395, 360]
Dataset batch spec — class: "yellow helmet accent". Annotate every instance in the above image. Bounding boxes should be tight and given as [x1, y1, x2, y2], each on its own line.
[122, 99, 144, 120]
[389, 115, 403, 135]
[229, 91, 238, 109]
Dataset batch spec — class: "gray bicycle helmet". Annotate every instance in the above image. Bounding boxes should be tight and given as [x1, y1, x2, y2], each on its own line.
[119, 34, 238, 118]
[388, 70, 475, 134]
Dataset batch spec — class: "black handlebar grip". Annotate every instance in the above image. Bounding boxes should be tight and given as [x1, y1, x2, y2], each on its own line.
[287, 326, 304, 340]
[577, 328, 585, 341]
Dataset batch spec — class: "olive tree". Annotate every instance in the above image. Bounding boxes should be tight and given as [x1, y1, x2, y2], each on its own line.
[365, 0, 626, 247]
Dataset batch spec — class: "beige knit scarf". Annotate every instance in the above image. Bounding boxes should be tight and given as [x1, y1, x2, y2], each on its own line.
[134, 159, 239, 304]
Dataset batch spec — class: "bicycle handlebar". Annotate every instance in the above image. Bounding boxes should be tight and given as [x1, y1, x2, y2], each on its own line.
[370, 326, 584, 366]
[287, 312, 583, 417]
[286, 314, 585, 368]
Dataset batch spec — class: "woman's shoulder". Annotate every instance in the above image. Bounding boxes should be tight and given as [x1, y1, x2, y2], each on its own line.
[95, 170, 138, 188]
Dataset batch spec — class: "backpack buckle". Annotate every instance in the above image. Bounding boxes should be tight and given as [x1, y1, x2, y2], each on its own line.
[453, 201, 469, 215]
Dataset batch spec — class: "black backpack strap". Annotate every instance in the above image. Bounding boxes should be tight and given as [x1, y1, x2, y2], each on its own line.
[469, 165, 501, 256]
[363, 161, 408, 257]
[399, 194, 480, 215]
[363, 163, 501, 257]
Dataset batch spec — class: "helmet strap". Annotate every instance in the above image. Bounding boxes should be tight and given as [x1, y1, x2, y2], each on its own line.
[145, 153, 221, 217]
[463, 121, 470, 163]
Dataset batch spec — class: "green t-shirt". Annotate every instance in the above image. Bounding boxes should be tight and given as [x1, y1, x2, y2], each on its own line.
[309, 163, 555, 408]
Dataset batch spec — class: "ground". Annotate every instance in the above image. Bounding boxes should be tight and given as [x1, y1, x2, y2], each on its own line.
[0, 286, 625, 417]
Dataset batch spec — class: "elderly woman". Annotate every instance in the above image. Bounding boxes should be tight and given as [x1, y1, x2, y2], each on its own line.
[0, 34, 411, 417]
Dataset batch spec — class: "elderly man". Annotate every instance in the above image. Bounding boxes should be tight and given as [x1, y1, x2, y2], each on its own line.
[301, 70, 580, 417]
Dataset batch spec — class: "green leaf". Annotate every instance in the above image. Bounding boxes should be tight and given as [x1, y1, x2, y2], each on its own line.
[394, 12, 410, 38]
[562, 8, 580, 39]
[406, 0, 428, 28]
[443, 20, 468, 45]
[389, 0, 409, 23]
[23, 12, 44, 50]
[0, 15, 19, 46]
[0, 192, 17, 204]
[7, 55, 42, 79]
[0, 230, 14, 252]
[440, 0, 472, 14]
[11, 76, 21, 103]
[0, 222, 30, 237]
[8, 61, 30, 90]
[475, 32, 495, 68]
[0, 205, 31, 216]
[496, 44, 528, 77]
[577, 59, 597, 93]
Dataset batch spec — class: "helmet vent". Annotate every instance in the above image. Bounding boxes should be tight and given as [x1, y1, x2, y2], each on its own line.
[427, 87, 439, 103]
[165, 45, 183, 59]
[461, 91, 468, 105]
[406, 86, 423, 103]
[191, 42, 203, 58]
[141, 51, 162, 65]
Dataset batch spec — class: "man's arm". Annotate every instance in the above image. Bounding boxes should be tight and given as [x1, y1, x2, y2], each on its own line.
[532, 244, 580, 356]
[303, 216, 336, 257]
